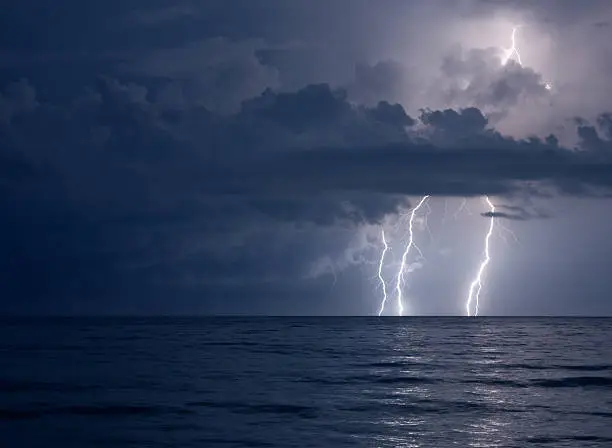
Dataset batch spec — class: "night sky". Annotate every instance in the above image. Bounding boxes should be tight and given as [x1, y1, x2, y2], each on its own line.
[2, 0, 612, 315]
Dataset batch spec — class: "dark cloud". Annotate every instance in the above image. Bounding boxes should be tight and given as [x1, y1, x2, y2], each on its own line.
[2, 0, 612, 315]
[241, 84, 352, 133]
[6, 77, 603, 206]
[0, 78, 421, 312]
[1, 77, 611, 311]
[2, 77, 612, 228]
[574, 115, 612, 152]
[223, 141, 612, 200]
[484, 204, 552, 221]
[482, 211, 524, 220]
[419, 107, 489, 141]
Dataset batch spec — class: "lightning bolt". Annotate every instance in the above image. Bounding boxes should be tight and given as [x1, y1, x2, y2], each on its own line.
[501, 26, 552, 90]
[377, 229, 390, 316]
[374, 27, 546, 317]
[502, 26, 523, 66]
[465, 196, 495, 317]
[395, 195, 430, 316]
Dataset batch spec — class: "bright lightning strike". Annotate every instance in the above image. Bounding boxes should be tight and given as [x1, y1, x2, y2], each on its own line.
[502, 26, 523, 66]
[465, 196, 495, 317]
[395, 196, 430, 316]
[377, 229, 390, 316]
[501, 26, 552, 91]
[375, 27, 544, 317]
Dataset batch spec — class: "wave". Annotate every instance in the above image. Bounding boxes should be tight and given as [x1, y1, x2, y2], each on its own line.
[370, 376, 439, 385]
[501, 363, 612, 371]
[0, 379, 93, 392]
[531, 376, 612, 388]
[525, 435, 612, 444]
[461, 378, 528, 388]
[186, 401, 318, 419]
[196, 437, 275, 447]
[0, 404, 195, 421]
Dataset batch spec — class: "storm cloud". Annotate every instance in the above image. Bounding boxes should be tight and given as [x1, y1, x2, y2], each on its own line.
[1, 0, 612, 315]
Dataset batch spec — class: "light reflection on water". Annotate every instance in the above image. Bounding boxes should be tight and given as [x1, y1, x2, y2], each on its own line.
[2, 317, 612, 447]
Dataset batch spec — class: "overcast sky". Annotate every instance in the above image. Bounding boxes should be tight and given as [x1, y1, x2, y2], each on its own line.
[2, 0, 612, 315]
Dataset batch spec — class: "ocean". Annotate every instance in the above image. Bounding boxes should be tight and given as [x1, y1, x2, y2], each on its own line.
[1, 317, 612, 447]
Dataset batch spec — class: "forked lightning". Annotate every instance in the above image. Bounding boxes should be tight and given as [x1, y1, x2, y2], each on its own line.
[501, 26, 523, 66]
[374, 26, 543, 316]
[502, 26, 552, 90]
[377, 196, 429, 316]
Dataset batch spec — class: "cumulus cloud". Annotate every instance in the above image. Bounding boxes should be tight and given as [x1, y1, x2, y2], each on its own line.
[3, 78, 612, 223]
[437, 48, 551, 111]
[419, 107, 490, 141]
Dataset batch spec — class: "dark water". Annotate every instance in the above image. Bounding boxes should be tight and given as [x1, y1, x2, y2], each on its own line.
[1, 318, 612, 447]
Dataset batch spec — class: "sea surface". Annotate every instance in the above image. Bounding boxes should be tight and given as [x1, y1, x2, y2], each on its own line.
[1, 317, 612, 447]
